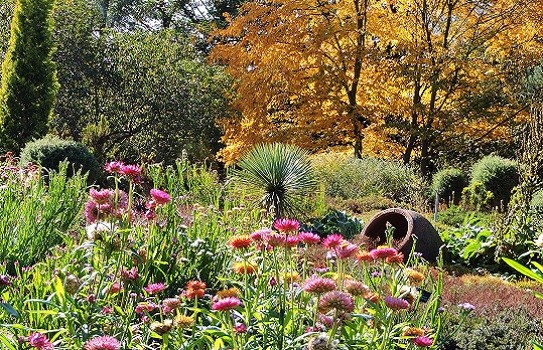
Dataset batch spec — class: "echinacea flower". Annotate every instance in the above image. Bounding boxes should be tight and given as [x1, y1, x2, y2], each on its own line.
[28, 332, 53, 350]
[318, 291, 354, 313]
[298, 231, 321, 245]
[144, 282, 167, 294]
[412, 336, 433, 347]
[150, 189, 171, 205]
[322, 234, 344, 249]
[303, 275, 337, 294]
[211, 296, 241, 311]
[384, 296, 410, 310]
[228, 235, 252, 249]
[370, 246, 398, 260]
[273, 218, 300, 233]
[84, 335, 120, 350]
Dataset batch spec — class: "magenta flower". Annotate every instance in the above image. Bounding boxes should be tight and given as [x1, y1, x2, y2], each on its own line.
[273, 218, 300, 233]
[318, 290, 354, 313]
[89, 188, 114, 204]
[250, 228, 272, 242]
[412, 336, 433, 347]
[384, 296, 410, 310]
[303, 275, 337, 294]
[144, 282, 167, 294]
[150, 189, 171, 205]
[212, 297, 241, 311]
[121, 267, 139, 282]
[336, 242, 359, 259]
[234, 323, 247, 333]
[285, 235, 300, 247]
[265, 232, 286, 247]
[104, 161, 124, 173]
[322, 234, 344, 249]
[28, 332, 53, 350]
[370, 247, 398, 260]
[84, 335, 121, 350]
[84, 201, 99, 223]
[298, 231, 321, 245]
[120, 164, 142, 180]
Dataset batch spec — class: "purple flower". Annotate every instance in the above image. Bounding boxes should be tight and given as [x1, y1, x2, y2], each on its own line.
[458, 302, 475, 312]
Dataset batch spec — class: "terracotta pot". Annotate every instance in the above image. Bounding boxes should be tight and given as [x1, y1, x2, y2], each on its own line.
[360, 208, 443, 262]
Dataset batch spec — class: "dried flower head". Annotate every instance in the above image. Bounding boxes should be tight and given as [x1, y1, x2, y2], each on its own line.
[318, 291, 354, 314]
[303, 275, 337, 294]
[384, 296, 410, 310]
[344, 280, 369, 296]
[404, 268, 425, 285]
[402, 327, 426, 337]
[216, 287, 240, 299]
[174, 315, 195, 329]
[84, 335, 121, 350]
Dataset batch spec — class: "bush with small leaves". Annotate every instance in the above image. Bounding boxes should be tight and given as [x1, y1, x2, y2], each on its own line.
[470, 155, 518, 207]
[431, 168, 467, 204]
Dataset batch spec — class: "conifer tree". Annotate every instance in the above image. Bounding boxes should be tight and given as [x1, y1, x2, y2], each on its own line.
[0, 0, 58, 153]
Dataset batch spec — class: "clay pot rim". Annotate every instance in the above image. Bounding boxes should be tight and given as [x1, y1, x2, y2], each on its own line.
[361, 207, 414, 247]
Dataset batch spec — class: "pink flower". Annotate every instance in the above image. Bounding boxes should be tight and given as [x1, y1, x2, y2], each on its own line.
[84, 335, 121, 350]
[28, 333, 53, 350]
[135, 302, 156, 314]
[121, 267, 139, 282]
[211, 297, 241, 311]
[265, 232, 286, 247]
[145, 210, 156, 220]
[322, 234, 344, 249]
[84, 201, 99, 223]
[298, 231, 321, 245]
[458, 302, 475, 311]
[108, 282, 123, 294]
[370, 247, 399, 260]
[273, 218, 300, 233]
[318, 291, 354, 313]
[384, 296, 410, 310]
[102, 306, 113, 314]
[344, 280, 369, 296]
[120, 164, 141, 180]
[150, 189, 171, 205]
[89, 188, 114, 204]
[285, 235, 300, 247]
[303, 275, 337, 294]
[104, 161, 124, 173]
[412, 336, 433, 347]
[144, 282, 167, 294]
[250, 228, 272, 241]
[336, 242, 359, 259]
[234, 323, 247, 333]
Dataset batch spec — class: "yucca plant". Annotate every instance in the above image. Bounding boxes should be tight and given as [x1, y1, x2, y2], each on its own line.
[234, 143, 317, 219]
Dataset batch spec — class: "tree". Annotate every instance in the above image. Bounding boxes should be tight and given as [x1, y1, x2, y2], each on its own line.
[0, 0, 15, 73]
[0, 0, 59, 153]
[211, 0, 543, 171]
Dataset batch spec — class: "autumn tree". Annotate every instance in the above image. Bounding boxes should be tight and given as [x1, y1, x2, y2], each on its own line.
[0, 0, 59, 153]
[211, 0, 543, 171]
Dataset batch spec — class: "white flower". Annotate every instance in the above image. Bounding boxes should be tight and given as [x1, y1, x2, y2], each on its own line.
[86, 221, 116, 240]
[535, 233, 543, 248]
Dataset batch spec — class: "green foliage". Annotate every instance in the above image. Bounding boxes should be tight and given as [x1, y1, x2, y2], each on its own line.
[470, 155, 518, 207]
[302, 209, 363, 240]
[0, 0, 59, 153]
[431, 168, 467, 204]
[440, 307, 543, 350]
[0, 159, 87, 270]
[234, 143, 318, 219]
[311, 152, 426, 208]
[461, 182, 494, 211]
[0, 0, 14, 69]
[20, 135, 100, 183]
[437, 205, 493, 228]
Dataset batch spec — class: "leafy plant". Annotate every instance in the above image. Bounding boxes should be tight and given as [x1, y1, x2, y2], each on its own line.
[234, 143, 317, 219]
[470, 155, 518, 207]
[431, 168, 467, 204]
[461, 182, 494, 211]
[302, 209, 363, 240]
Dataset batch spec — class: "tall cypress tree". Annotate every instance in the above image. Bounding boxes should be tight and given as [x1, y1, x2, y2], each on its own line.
[0, 0, 58, 153]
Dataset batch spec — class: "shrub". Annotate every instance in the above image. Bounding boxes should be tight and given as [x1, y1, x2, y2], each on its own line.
[431, 168, 467, 204]
[302, 209, 364, 240]
[311, 152, 425, 207]
[20, 135, 100, 183]
[470, 155, 519, 207]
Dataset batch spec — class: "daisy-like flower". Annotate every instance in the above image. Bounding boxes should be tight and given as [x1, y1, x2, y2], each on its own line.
[135, 302, 156, 314]
[412, 336, 433, 347]
[84, 201, 99, 223]
[322, 234, 344, 249]
[212, 296, 241, 311]
[150, 189, 171, 205]
[174, 314, 195, 329]
[28, 332, 54, 350]
[233, 262, 257, 274]
[228, 235, 252, 249]
[298, 231, 321, 245]
[144, 282, 167, 294]
[458, 302, 475, 311]
[384, 296, 410, 310]
[185, 280, 206, 299]
[84, 335, 121, 350]
[265, 232, 286, 247]
[336, 241, 359, 259]
[120, 164, 141, 180]
[303, 275, 337, 294]
[273, 218, 300, 233]
[385, 251, 404, 264]
[370, 246, 398, 260]
[404, 268, 425, 285]
[285, 235, 300, 247]
[250, 228, 272, 242]
[162, 298, 181, 313]
[281, 272, 300, 284]
[355, 251, 374, 262]
[104, 161, 124, 174]
[344, 279, 369, 296]
[89, 188, 114, 204]
[216, 287, 239, 299]
[318, 290, 354, 313]
[402, 327, 426, 337]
